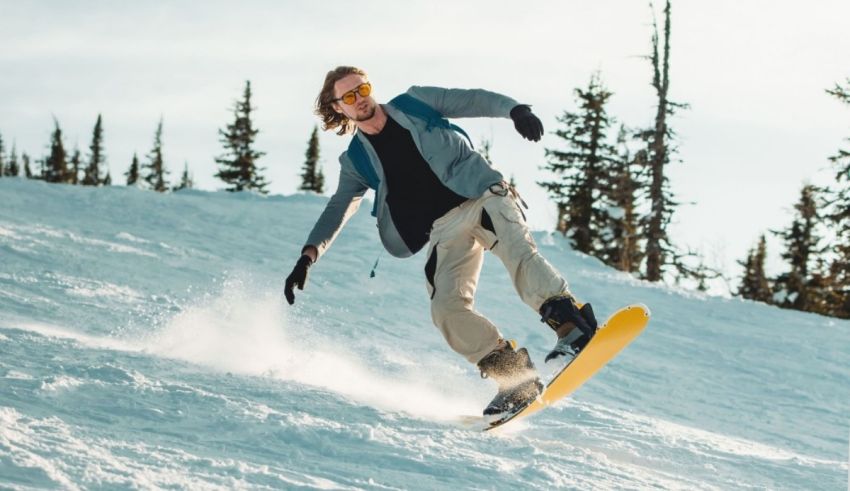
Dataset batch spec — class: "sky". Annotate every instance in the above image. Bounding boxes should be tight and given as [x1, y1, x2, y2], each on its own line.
[2, 0, 849, 283]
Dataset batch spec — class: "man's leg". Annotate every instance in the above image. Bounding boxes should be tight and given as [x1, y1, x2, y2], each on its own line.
[425, 205, 504, 364]
[471, 185, 598, 362]
[471, 188, 569, 312]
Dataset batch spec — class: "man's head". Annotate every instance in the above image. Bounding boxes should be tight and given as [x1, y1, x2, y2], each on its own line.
[315, 66, 378, 135]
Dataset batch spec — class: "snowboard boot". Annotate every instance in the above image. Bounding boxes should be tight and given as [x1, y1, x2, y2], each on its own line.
[539, 294, 599, 363]
[477, 343, 544, 417]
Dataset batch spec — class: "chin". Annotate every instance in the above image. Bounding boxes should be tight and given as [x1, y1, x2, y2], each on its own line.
[355, 105, 377, 122]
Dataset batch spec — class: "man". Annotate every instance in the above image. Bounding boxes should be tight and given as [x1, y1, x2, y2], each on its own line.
[284, 66, 598, 418]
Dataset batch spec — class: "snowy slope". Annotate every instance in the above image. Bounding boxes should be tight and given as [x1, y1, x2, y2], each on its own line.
[1, 179, 848, 490]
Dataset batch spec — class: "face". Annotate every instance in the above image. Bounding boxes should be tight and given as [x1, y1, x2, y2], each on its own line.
[332, 73, 377, 122]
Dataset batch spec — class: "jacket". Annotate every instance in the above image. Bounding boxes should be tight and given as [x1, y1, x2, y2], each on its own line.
[304, 85, 520, 260]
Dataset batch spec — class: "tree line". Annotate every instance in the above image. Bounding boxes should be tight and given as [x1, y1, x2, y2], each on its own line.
[537, 0, 849, 319]
[737, 80, 850, 319]
[539, 1, 698, 284]
[0, 81, 325, 195]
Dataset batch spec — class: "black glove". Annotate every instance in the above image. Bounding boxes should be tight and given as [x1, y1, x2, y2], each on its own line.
[284, 255, 313, 305]
[510, 105, 544, 142]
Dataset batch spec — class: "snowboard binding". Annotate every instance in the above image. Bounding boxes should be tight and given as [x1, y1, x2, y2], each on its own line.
[539, 294, 599, 363]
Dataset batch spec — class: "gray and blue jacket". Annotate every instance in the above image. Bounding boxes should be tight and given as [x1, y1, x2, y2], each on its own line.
[304, 85, 520, 259]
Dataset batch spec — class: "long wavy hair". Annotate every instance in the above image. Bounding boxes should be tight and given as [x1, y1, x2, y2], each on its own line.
[315, 66, 368, 136]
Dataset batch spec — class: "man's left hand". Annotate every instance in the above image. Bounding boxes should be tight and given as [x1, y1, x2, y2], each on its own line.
[510, 105, 544, 142]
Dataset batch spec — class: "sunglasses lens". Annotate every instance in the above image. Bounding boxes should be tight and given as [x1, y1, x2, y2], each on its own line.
[358, 83, 372, 97]
[342, 92, 357, 105]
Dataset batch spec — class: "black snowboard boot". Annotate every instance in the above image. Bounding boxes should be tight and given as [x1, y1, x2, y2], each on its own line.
[477, 344, 544, 417]
[539, 294, 599, 363]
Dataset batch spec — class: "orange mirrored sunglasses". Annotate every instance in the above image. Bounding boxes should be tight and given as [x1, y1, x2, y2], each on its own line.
[334, 82, 372, 105]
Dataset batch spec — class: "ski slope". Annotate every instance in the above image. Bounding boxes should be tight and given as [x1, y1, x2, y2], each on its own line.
[1, 179, 848, 490]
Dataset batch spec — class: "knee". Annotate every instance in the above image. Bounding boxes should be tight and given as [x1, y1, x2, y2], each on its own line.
[430, 293, 472, 327]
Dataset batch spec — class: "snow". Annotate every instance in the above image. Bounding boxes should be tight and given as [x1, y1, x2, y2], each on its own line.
[0, 179, 848, 489]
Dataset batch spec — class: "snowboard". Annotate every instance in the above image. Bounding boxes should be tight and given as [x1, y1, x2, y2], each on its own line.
[482, 303, 651, 431]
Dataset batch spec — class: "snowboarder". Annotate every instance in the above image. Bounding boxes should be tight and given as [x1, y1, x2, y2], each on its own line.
[284, 66, 598, 417]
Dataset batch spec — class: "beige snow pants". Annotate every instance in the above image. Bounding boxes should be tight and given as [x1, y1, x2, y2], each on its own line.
[424, 183, 570, 364]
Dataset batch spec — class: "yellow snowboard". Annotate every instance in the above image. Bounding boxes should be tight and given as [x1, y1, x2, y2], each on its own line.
[484, 303, 651, 431]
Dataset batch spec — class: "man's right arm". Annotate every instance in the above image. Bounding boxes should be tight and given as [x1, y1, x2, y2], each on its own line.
[284, 153, 369, 305]
[302, 153, 369, 261]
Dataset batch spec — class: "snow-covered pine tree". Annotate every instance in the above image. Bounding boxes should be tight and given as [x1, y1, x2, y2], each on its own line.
[539, 72, 618, 255]
[597, 126, 644, 273]
[7, 143, 19, 177]
[126, 153, 140, 186]
[737, 235, 772, 303]
[215, 81, 268, 194]
[771, 184, 827, 312]
[640, 0, 687, 282]
[143, 118, 168, 192]
[299, 126, 324, 193]
[823, 77, 850, 318]
[174, 162, 194, 191]
[44, 119, 71, 184]
[82, 114, 106, 186]
[69, 147, 81, 185]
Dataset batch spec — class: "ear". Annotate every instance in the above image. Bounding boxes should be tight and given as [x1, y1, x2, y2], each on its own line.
[332, 102, 342, 114]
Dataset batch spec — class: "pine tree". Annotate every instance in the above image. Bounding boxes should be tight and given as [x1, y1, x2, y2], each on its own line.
[772, 184, 827, 312]
[143, 118, 168, 192]
[23, 153, 33, 179]
[641, 0, 687, 282]
[82, 114, 106, 186]
[215, 80, 268, 193]
[126, 153, 140, 186]
[823, 77, 850, 318]
[598, 126, 644, 273]
[69, 147, 81, 185]
[174, 162, 194, 191]
[737, 235, 772, 303]
[539, 72, 618, 254]
[299, 126, 324, 193]
[0, 132, 5, 177]
[7, 143, 19, 177]
[102, 170, 112, 186]
[45, 118, 71, 183]
[479, 137, 494, 165]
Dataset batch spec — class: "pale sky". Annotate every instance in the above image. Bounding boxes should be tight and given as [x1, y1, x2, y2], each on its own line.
[2, 0, 849, 284]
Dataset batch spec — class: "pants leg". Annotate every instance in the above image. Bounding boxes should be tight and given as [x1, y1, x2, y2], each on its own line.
[426, 203, 504, 364]
[471, 190, 570, 312]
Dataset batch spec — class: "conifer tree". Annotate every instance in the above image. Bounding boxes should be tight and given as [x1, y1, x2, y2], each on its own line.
[69, 147, 81, 185]
[126, 153, 140, 186]
[103, 170, 112, 186]
[641, 0, 687, 282]
[0, 132, 5, 177]
[823, 77, 850, 318]
[737, 235, 772, 303]
[479, 137, 494, 165]
[143, 118, 168, 192]
[299, 126, 324, 193]
[174, 162, 194, 191]
[45, 118, 71, 183]
[598, 126, 643, 272]
[23, 153, 33, 179]
[539, 72, 618, 254]
[7, 143, 19, 177]
[215, 80, 268, 193]
[82, 114, 106, 186]
[772, 184, 826, 312]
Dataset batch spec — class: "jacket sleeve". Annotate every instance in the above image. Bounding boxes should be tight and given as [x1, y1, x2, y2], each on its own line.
[304, 152, 369, 261]
[405, 86, 520, 119]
